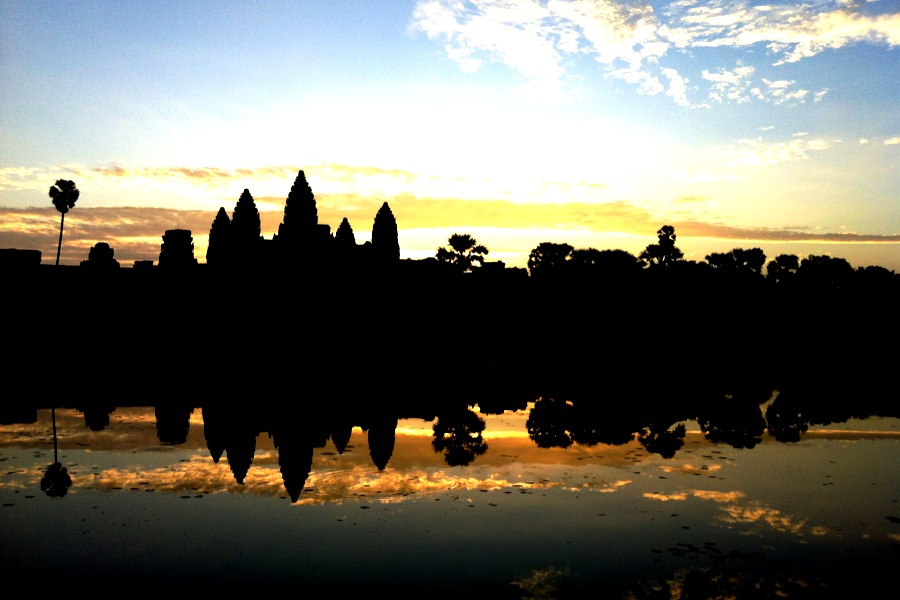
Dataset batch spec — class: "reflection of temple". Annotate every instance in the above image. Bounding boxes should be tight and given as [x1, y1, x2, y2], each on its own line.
[197, 404, 406, 502]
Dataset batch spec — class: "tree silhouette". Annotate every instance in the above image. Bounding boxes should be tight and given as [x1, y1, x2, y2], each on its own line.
[639, 225, 683, 268]
[49, 179, 80, 266]
[436, 233, 489, 273]
[706, 248, 766, 276]
[798, 254, 854, 289]
[766, 254, 800, 285]
[371, 202, 400, 263]
[527, 242, 573, 278]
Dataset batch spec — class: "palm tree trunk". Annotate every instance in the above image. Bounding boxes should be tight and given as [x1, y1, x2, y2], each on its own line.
[55, 211, 65, 266]
[52, 408, 59, 463]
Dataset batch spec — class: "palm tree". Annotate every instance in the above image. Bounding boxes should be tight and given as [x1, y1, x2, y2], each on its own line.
[436, 233, 489, 273]
[638, 225, 683, 268]
[49, 179, 80, 266]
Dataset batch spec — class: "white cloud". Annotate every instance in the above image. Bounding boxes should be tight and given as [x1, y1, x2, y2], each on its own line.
[721, 136, 832, 168]
[661, 67, 692, 106]
[411, 0, 899, 106]
[885, 137, 900, 145]
[702, 62, 755, 103]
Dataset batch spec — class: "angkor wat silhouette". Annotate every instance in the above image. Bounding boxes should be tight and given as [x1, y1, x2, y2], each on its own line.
[1, 168, 897, 417]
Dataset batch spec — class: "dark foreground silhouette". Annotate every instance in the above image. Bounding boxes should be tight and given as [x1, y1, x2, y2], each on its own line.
[2, 170, 897, 430]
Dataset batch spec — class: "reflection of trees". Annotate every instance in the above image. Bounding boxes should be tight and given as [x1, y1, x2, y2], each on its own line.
[765, 391, 809, 443]
[569, 404, 639, 447]
[527, 397, 575, 449]
[697, 391, 768, 449]
[432, 408, 488, 466]
[638, 421, 685, 459]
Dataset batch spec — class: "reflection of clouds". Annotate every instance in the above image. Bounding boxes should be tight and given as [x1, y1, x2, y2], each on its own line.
[660, 463, 722, 475]
[720, 503, 807, 535]
[643, 488, 812, 536]
[643, 489, 743, 502]
[89, 457, 288, 498]
[65, 454, 638, 506]
[563, 480, 631, 494]
[691, 490, 743, 502]
[644, 492, 688, 501]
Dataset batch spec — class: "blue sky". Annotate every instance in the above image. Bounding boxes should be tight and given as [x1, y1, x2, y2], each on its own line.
[1, 0, 898, 270]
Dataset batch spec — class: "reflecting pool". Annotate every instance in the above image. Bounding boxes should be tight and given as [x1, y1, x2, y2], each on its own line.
[2, 402, 899, 598]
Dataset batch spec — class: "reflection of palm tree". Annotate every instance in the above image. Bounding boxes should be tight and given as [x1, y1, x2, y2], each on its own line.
[41, 408, 72, 497]
[432, 409, 488, 466]
[48, 179, 80, 266]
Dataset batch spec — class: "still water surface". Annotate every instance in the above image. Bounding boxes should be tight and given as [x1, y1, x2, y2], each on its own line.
[2, 404, 898, 598]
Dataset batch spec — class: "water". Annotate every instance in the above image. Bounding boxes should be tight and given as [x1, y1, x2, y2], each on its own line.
[2, 403, 898, 598]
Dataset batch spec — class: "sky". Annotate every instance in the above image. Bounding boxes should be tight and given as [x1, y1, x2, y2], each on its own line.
[1, 0, 898, 271]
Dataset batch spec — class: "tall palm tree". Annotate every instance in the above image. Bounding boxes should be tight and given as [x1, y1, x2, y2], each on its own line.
[49, 179, 80, 266]
[436, 233, 489, 273]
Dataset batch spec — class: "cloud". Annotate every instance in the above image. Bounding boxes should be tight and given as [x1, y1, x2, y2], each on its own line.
[410, 0, 899, 106]
[720, 136, 831, 167]
[885, 137, 900, 145]
[664, 0, 900, 64]
[702, 62, 755, 103]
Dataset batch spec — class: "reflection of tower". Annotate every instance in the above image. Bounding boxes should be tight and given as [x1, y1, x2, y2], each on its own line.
[225, 430, 258, 484]
[270, 431, 314, 503]
[367, 415, 398, 471]
[201, 406, 260, 482]
[79, 402, 115, 431]
[158, 229, 198, 269]
[201, 407, 227, 463]
[329, 416, 354, 454]
[270, 416, 330, 502]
